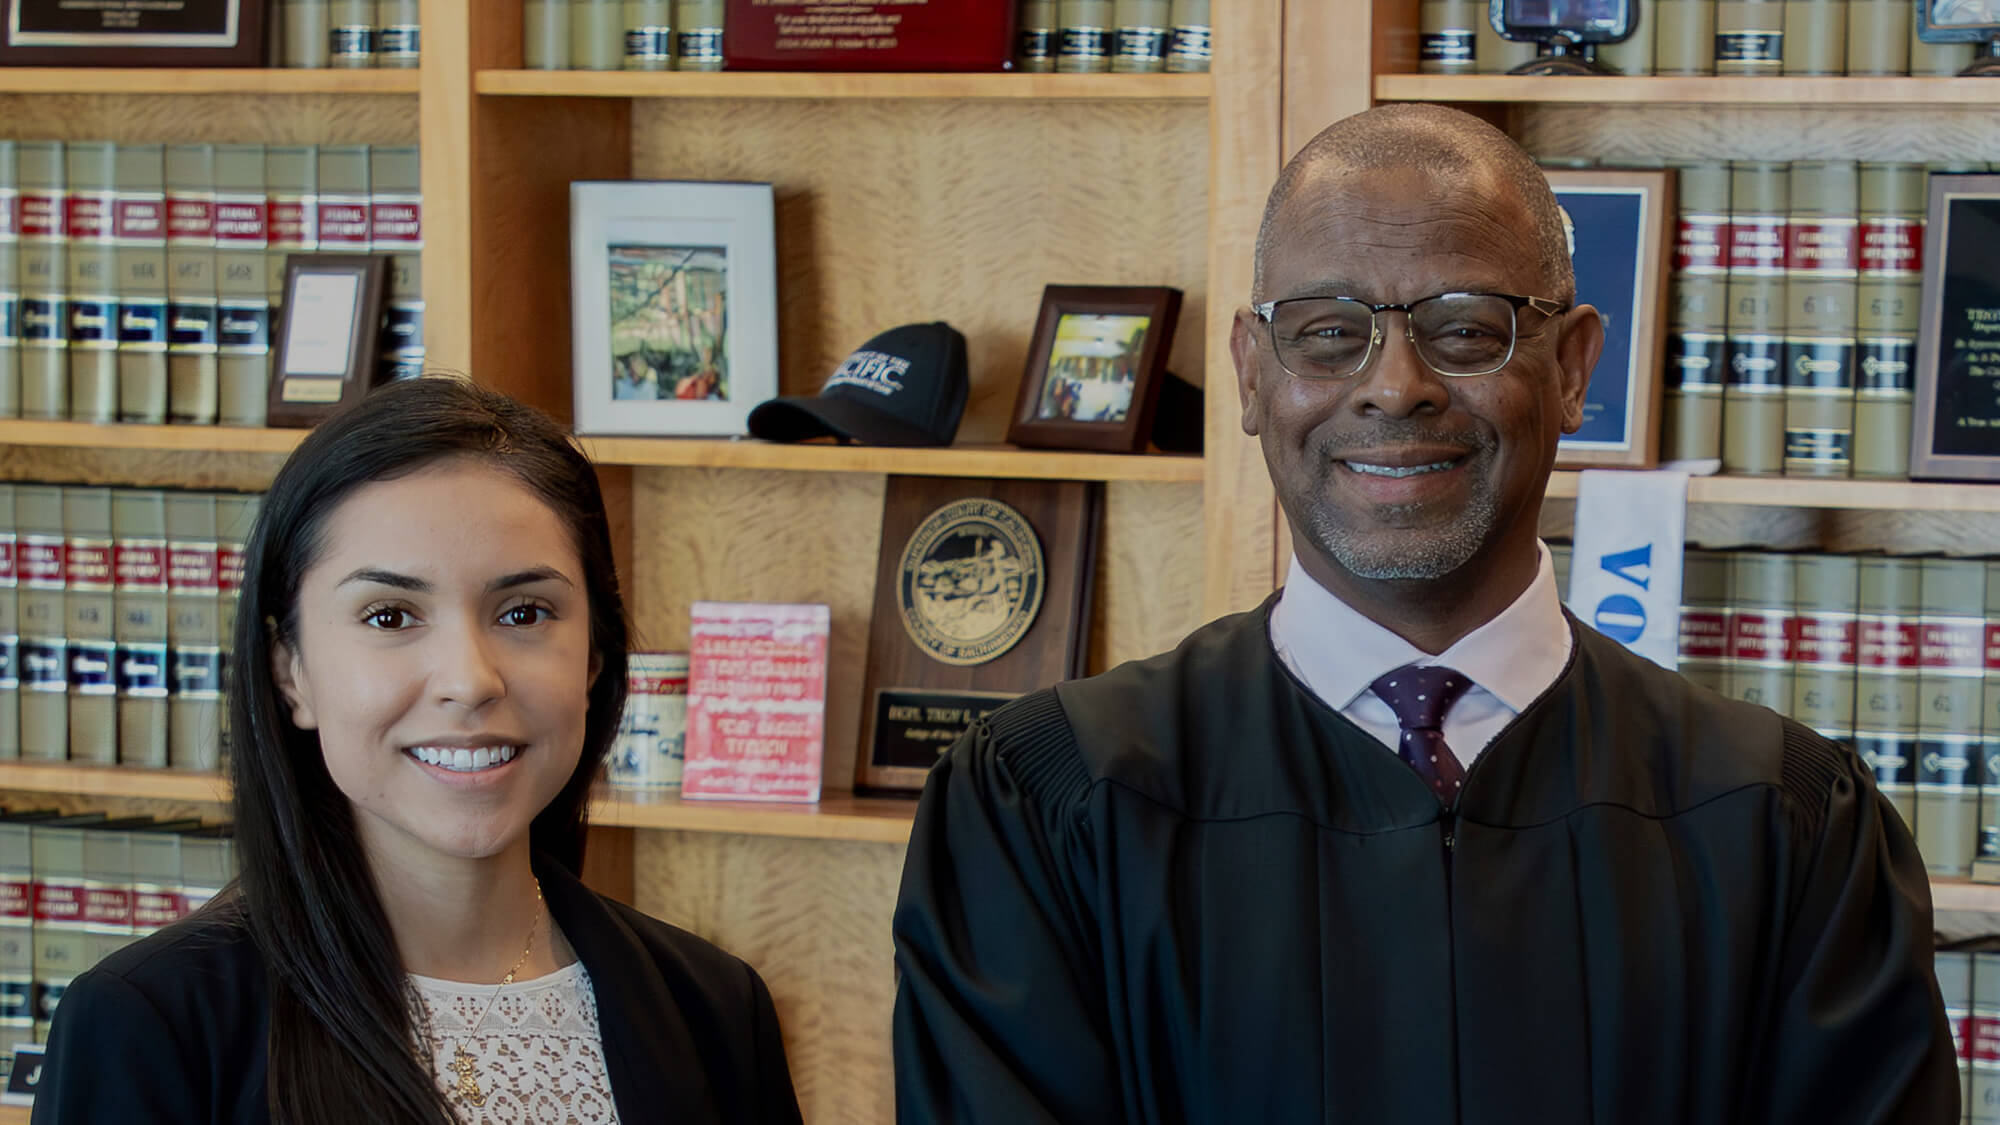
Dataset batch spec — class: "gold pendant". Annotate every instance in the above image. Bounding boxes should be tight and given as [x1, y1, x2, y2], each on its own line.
[450, 1045, 485, 1108]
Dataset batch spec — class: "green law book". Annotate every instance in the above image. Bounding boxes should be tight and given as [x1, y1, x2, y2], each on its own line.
[1715, 0, 1785, 73]
[0, 811, 60, 1070]
[63, 488, 115, 766]
[1789, 553, 1859, 742]
[1726, 551, 1795, 715]
[112, 490, 169, 768]
[14, 486, 66, 763]
[1678, 548, 1733, 693]
[1844, 0, 1907, 71]
[18, 141, 67, 421]
[79, 821, 135, 970]
[1855, 162, 1924, 479]
[1978, 561, 2000, 894]
[1112, 0, 1171, 72]
[1018, 0, 1057, 71]
[29, 813, 111, 1041]
[114, 143, 169, 424]
[0, 484, 15, 760]
[1937, 951, 1973, 1114]
[1164, 0, 1211, 72]
[265, 145, 319, 401]
[525, 0, 572, 69]
[64, 141, 118, 424]
[215, 493, 259, 767]
[282, 0, 331, 66]
[1598, 1, 1657, 72]
[1915, 558, 1984, 876]
[329, 0, 374, 66]
[1856, 555, 1922, 829]
[214, 145, 270, 428]
[178, 824, 235, 912]
[1420, 0, 1480, 73]
[1975, 954, 2000, 1115]
[166, 492, 221, 772]
[1781, 160, 1858, 478]
[624, 0, 673, 70]
[128, 823, 184, 936]
[1780, 0, 1844, 72]
[1723, 162, 1788, 476]
[1665, 161, 1731, 465]
[376, 0, 419, 66]
[166, 144, 220, 426]
[572, 0, 623, 69]
[370, 146, 423, 380]
[1057, 0, 1113, 71]
[1656, 0, 1717, 72]
[0, 140, 18, 417]
[674, 0, 722, 70]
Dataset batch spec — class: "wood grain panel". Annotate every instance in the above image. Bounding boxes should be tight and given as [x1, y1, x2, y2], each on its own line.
[628, 99, 1209, 444]
[633, 831, 904, 1124]
[1092, 480, 1205, 671]
[0, 446, 287, 491]
[0, 94, 418, 143]
[1517, 104, 2000, 163]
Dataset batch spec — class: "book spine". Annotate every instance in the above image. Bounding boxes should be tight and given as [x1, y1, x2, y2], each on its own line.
[673, 0, 723, 70]
[79, 829, 133, 971]
[114, 144, 169, 425]
[166, 144, 219, 426]
[624, 0, 672, 70]
[167, 495, 221, 771]
[113, 491, 169, 769]
[1598, 1, 1658, 73]
[1854, 162, 1923, 479]
[1726, 551, 1796, 715]
[177, 831, 228, 913]
[266, 146, 320, 400]
[1678, 548, 1734, 693]
[1844, 0, 1908, 72]
[1164, 0, 1211, 72]
[1781, 160, 1859, 478]
[128, 832, 182, 937]
[283, 0, 331, 66]
[0, 485, 15, 760]
[18, 142, 68, 422]
[1715, 0, 1785, 74]
[330, 0, 375, 66]
[1910, 13, 1975, 74]
[573, 0, 623, 70]
[215, 494, 257, 768]
[30, 826, 87, 1041]
[1656, 0, 1718, 73]
[1779, 0, 1844, 73]
[1789, 553, 1859, 743]
[16, 486, 67, 763]
[1665, 161, 1731, 464]
[1111, 0, 1171, 73]
[1723, 161, 1788, 476]
[214, 146, 270, 428]
[1057, 0, 1113, 72]
[1938, 950, 1974, 1115]
[1916, 558, 1985, 876]
[1018, 0, 1056, 72]
[63, 489, 115, 766]
[0, 140, 17, 418]
[370, 146, 423, 381]
[1983, 562, 2000, 888]
[1419, 0, 1478, 74]
[1972, 952, 2000, 1116]
[1857, 556, 1923, 829]
[525, 0, 573, 69]
[376, 0, 420, 66]
[64, 142, 118, 425]
[0, 825, 30, 1068]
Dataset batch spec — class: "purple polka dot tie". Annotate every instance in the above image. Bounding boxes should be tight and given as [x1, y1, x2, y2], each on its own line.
[1369, 664, 1473, 804]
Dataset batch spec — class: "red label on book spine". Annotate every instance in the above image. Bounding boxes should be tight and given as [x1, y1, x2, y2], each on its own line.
[370, 199, 422, 248]
[0, 880, 30, 920]
[113, 197, 167, 241]
[0, 190, 17, 240]
[19, 539, 64, 586]
[1985, 623, 2000, 671]
[217, 545, 245, 595]
[1727, 216, 1788, 272]
[82, 886, 132, 927]
[267, 197, 319, 249]
[1675, 215, 1729, 274]
[1971, 1013, 2000, 1064]
[132, 889, 184, 930]
[1858, 618, 1922, 669]
[1859, 218, 1923, 276]
[168, 543, 220, 594]
[1792, 613, 1859, 668]
[683, 603, 829, 803]
[1920, 619, 1986, 672]
[66, 540, 112, 590]
[213, 198, 268, 246]
[317, 200, 371, 250]
[64, 193, 113, 242]
[20, 191, 67, 240]
[1729, 610, 1795, 663]
[32, 882, 84, 923]
[0, 537, 14, 584]
[115, 542, 168, 591]
[1678, 608, 1732, 660]
[167, 196, 216, 242]
[1784, 219, 1859, 274]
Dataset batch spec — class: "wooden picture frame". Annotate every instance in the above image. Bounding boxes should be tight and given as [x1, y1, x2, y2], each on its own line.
[0, 0, 267, 66]
[1910, 174, 2000, 481]
[1546, 168, 1674, 469]
[570, 180, 778, 438]
[266, 253, 389, 429]
[1007, 284, 1182, 453]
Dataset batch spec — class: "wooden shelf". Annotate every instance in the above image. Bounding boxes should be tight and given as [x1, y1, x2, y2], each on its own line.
[0, 418, 305, 455]
[580, 437, 1205, 482]
[1375, 74, 1998, 107]
[1933, 877, 2000, 916]
[475, 69, 1212, 100]
[0, 68, 420, 95]
[0, 760, 227, 805]
[1547, 471, 2000, 513]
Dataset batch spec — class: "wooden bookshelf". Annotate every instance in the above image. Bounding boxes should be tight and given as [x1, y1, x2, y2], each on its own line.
[1546, 471, 2000, 513]
[0, 761, 226, 805]
[474, 69, 1212, 100]
[1374, 74, 1997, 106]
[581, 437, 1204, 482]
[0, 68, 420, 95]
[0, 419, 305, 456]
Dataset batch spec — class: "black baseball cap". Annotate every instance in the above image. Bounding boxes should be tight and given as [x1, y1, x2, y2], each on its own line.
[747, 322, 968, 447]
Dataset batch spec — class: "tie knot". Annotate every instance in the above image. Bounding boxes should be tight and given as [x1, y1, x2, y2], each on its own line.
[1369, 664, 1472, 732]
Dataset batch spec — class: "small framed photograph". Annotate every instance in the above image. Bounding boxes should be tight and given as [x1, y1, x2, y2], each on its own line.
[1917, 0, 2000, 42]
[1007, 285, 1183, 453]
[266, 253, 389, 429]
[570, 180, 778, 438]
[1546, 167, 1674, 469]
[1910, 174, 2000, 481]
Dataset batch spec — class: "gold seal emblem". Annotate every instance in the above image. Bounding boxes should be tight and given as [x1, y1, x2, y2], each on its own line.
[898, 498, 1045, 666]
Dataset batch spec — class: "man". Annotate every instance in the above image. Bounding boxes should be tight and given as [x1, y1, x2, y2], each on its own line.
[891, 104, 1956, 1123]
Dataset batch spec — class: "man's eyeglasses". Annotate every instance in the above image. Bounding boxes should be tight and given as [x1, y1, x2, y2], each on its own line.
[1251, 291, 1569, 380]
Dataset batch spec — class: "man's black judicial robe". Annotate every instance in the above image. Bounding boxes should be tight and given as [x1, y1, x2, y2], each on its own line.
[892, 600, 1957, 1124]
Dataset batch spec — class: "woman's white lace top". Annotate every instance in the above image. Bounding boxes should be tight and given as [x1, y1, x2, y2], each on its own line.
[407, 961, 622, 1125]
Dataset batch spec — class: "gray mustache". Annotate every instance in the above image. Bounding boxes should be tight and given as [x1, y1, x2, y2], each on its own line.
[1310, 426, 1497, 460]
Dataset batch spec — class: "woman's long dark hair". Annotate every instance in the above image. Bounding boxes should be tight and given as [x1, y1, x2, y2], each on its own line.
[227, 377, 631, 1124]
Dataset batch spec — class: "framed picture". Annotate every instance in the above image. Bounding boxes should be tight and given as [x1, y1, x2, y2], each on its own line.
[570, 181, 778, 438]
[265, 253, 389, 429]
[1917, 0, 2000, 42]
[1546, 168, 1674, 469]
[1007, 285, 1182, 453]
[1910, 174, 2000, 481]
[0, 0, 267, 66]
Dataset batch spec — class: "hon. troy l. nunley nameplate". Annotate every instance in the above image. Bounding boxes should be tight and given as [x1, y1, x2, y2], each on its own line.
[857, 475, 1101, 793]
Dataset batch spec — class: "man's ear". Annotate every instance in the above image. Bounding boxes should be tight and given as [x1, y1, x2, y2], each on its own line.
[269, 638, 319, 731]
[1230, 306, 1265, 436]
[1554, 305, 1605, 435]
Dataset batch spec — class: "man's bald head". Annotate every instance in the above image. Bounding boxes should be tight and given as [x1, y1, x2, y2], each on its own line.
[1251, 105, 1575, 306]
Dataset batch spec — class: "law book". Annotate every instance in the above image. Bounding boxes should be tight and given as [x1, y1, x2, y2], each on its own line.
[1419, 0, 1479, 73]
[1714, 0, 1785, 74]
[1844, 0, 1908, 71]
[573, 0, 622, 69]
[1781, 160, 1859, 478]
[1665, 161, 1731, 465]
[675, 0, 724, 70]
[128, 822, 184, 937]
[625, 0, 672, 69]
[376, 0, 419, 66]
[1597, 0, 1657, 73]
[1655, 0, 1716, 73]
[166, 144, 220, 426]
[265, 145, 319, 403]
[317, 144, 372, 268]
[1164, 0, 1210, 72]
[15, 485, 66, 763]
[1057, 0, 1113, 71]
[113, 143, 169, 424]
[1550, 541, 1572, 598]
[1112, 0, 1170, 72]
[1856, 555, 1922, 829]
[1678, 547, 1733, 694]
[330, 0, 375, 66]
[1939, 949, 1974, 1115]
[166, 492, 221, 772]
[62, 487, 115, 766]
[29, 812, 109, 1041]
[63, 141, 119, 424]
[18, 141, 67, 421]
[525, 0, 571, 69]
[178, 824, 235, 912]
[1018, 0, 1056, 70]
[1790, 553, 1859, 745]
[1722, 161, 1788, 476]
[369, 146, 422, 381]
[0, 484, 16, 760]
[1854, 161, 1923, 479]
[213, 144, 270, 428]
[215, 492, 258, 767]
[1974, 952, 2000, 1120]
[112, 490, 169, 768]
[1726, 551, 1794, 716]
[0, 140, 18, 417]
[79, 821, 136, 972]
[1779, 0, 1843, 73]
[281, 0, 331, 66]
[1916, 557, 1985, 876]
[0, 811, 59, 1074]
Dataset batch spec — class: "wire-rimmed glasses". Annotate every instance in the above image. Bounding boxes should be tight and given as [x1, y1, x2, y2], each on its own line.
[1251, 291, 1568, 380]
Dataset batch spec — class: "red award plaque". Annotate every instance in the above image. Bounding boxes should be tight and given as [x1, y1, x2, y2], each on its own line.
[723, 0, 1017, 72]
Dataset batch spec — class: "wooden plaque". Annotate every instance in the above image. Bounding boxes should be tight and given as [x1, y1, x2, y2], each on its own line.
[855, 475, 1102, 792]
[266, 253, 389, 429]
[0, 0, 268, 66]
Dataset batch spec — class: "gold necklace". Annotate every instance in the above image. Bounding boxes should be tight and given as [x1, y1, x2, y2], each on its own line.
[418, 880, 544, 1111]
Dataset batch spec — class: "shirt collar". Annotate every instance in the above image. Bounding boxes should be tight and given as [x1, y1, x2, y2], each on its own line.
[1268, 542, 1573, 714]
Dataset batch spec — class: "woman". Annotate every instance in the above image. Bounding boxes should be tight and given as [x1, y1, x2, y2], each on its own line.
[33, 377, 803, 1124]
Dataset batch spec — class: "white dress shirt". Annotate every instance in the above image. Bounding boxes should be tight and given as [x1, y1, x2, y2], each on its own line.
[1268, 542, 1575, 769]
